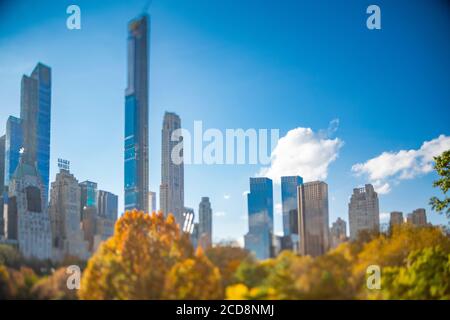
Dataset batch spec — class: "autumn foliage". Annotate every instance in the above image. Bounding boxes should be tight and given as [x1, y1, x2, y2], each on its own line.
[78, 210, 221, 299]
[226, 224, 450, 300]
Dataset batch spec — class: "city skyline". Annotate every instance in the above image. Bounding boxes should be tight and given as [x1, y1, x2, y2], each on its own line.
[1, 0, 449, 246]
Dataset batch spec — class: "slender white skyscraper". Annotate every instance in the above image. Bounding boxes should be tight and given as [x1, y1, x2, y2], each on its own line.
[160, 112, 184, 224]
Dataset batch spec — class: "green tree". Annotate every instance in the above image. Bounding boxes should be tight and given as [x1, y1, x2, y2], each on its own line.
[0, 244, 23, 268]
[430, 149, 450, 218]
[373, 246, 450, 300]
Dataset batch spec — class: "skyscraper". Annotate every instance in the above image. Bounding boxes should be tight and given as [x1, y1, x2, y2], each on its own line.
[124, 14, 149, 213]
[407, 208, 427, 227]
[245, 177, 273, 260]
[390, 211, 404, 228]
[97, 190, 119, 221]
[49, 164, 89, 261]
[80, 180, 98, 209]
[0, 135, 5, 236]
[20, 63, 51, 201]
[4, 116, 23, 187]
[330, 217, 347, 249]
[281, 176, 303, 252]
[198, 197, 212, 249]
[148, 191, 156, 213]
[298, 181, 329, 257]
[160, 112, 184, 224]
[348, 184, 380, 240]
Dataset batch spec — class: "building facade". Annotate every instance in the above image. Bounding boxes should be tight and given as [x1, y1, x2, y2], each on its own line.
[389, 211, 404, 228]
[348, 184, 380, 240]
[4, 116, 23, 188]
[330, 217, 347, 249]
[407, 208, 427, 227]
[49, 167, 89, 261]
[0, 135, 4, 237]
[124, 14, 149, 213]
[20, 63, 51, 201]
[4, 157, 52, 259]
[281, 176, 303, 252]
[198, 197, 212, 249]
[245, 177, 274, 260]
[298, 181, 329, 257]
[148, 191, 156, 213]
[97, 190, 118, 221]
[160, 112, 184, 224]
[80, 180, 98, 209]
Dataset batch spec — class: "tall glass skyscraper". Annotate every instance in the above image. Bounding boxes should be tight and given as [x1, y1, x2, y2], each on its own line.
[281, 176, 303, 253]
[97, 190, 119, 221]
[0, 135, 5, 236]
[124, 14, 149, 213]
[160, 112, 184, 224]
[4, 116, 23, 188]
[245, 177, 273, 260]
[20, 63, 51, 201]
[80, 181, 98, 209]
[281, 176, 303, 236]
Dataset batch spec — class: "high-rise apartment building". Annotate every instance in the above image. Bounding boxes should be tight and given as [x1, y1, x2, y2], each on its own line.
[20, 63, 51, 201]
[198, 197, 212, 249]
[160, 112, 184, 224]
[80, 180, 98, 209]
[148, 191, 156, 213]
[245, 177, 273, 260]
[390, 211, 404, 227]
[0, 135, 5, 236]
[4, 116, 23, 188]
[49, 166, 89, 261]
[298, 181, 329, 257]
[348, 184, 380, 240]
[97, 190, 118, 221]
[330, 217, 347, 249]
[124, 14, 149, 213]
[281, 176, 303, 252]
[407, 208, 427, 227]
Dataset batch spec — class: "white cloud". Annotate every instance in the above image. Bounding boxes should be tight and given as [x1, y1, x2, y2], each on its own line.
[379, 212, 390, 222]
[214, 211, 226, 217]
[258, 121, 343, 184]
[352, 135, 450, 194]
[224, 194, 230, 200]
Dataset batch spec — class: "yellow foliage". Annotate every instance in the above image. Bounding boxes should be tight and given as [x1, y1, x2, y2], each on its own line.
[79, 210, 195, 299]
[163, 252, 223, 299]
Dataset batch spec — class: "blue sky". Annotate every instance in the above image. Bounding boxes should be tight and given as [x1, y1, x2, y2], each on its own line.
[0, 0, 449, 244]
